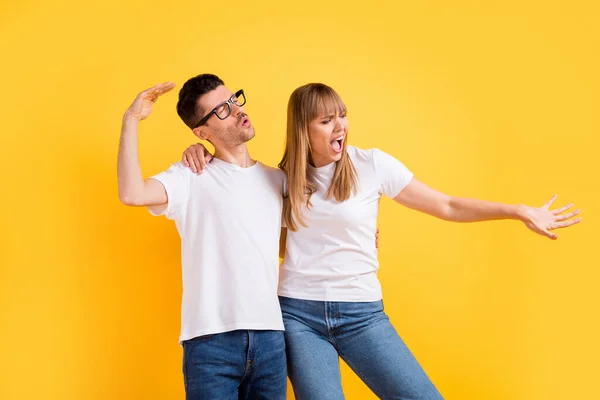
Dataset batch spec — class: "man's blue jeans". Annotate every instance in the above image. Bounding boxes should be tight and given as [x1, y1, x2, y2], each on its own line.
[182, 330, 287, 400]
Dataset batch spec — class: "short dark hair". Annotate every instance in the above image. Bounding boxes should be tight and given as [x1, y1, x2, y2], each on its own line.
[176, 73, 224, 129]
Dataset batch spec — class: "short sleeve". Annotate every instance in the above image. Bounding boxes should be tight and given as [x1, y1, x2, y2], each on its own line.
[372, 148, 414, 198]
[147, 162, 190, 220]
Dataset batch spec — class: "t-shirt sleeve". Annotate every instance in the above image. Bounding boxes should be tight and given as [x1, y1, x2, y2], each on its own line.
[147, 162, 190, 220]
[372, 148, 414, 198]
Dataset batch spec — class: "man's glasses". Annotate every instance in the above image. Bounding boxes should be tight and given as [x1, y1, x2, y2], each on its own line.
[194, 89, 246, 128]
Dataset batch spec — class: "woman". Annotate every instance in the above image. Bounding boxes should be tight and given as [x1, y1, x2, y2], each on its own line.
[182, 83, 581, 399]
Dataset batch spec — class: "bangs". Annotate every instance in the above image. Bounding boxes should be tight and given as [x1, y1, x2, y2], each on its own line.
[308, 85, 347, 120]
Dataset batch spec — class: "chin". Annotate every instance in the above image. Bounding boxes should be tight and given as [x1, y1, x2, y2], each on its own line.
[240, 127, 255, 143]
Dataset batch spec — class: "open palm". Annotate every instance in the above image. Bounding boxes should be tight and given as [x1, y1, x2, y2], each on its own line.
[125, 82, 176, 121]
[520, 194, 581, 240]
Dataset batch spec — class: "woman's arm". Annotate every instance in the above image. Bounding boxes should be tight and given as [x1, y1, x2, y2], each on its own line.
[394, 178, 581, 240]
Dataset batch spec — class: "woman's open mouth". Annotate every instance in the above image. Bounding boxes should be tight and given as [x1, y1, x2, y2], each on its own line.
[330, 135, 344, 153]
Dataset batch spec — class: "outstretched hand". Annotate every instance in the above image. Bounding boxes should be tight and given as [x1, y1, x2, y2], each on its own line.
[519, 194, 581, 240]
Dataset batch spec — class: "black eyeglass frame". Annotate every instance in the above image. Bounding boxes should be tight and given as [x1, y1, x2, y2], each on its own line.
[194, 89, 246, 128]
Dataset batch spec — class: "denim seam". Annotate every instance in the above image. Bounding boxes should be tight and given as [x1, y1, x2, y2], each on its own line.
[182, 345, 188, 392]
[326, 302, 342, 338]
[324, 302, 331, 334]
[240, 331, 252, 384]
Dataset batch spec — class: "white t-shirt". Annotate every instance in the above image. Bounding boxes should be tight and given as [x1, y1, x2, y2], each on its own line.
[278, 146, 414, 302]
[150, 159, 286, 343]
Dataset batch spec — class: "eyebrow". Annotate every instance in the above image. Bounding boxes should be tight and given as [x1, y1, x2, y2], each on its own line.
[216, 96, 232, 106]
[212, 92, 235, 107]
[206, 99, 227, 113]
[319, 110, 347, 118]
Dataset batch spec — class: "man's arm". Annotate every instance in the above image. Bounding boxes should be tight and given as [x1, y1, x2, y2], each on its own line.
[117, 82, 176, 212]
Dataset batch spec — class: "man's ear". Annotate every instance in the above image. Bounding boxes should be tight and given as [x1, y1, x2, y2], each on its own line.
[193, 126, 209, 140]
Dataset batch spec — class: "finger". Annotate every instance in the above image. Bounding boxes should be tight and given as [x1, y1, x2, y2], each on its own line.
[551, 218, 582, 229]
[552, 203, 574, 215]
[541, 228, 558, 240]
[140, 82, 167, 96]
[195, 146, 207, 169]
[139, 83, 160, 95]
[182, 153, 189, 167]
[543, 194, 558, 209]
[555, 209, 580, 221]
[187, 154, 198, 173]
[142, 82, 176, 99]
[155, 81, 176, 95]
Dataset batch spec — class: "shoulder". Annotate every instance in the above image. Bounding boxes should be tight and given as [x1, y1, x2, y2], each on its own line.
[345, 146, 379, 173]
[256, 163, 287, 196]
[166, 161, 195, 175]
[258, 163, 287, 181]
[347, 146, 411, 178]
[346, 145, 378, 161]
[349, 146, 407, 166]
[151, 161, 194, 182]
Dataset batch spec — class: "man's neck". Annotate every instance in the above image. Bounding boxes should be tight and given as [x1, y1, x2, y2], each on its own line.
[213, 143, 255, 168]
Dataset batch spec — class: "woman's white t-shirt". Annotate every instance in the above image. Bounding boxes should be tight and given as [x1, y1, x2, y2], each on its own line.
[279, 146, 414, 302]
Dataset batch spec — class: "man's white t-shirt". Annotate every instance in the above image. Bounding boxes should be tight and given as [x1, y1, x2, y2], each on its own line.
[278, 146, 414, 302]
[150, 158, 286, 343]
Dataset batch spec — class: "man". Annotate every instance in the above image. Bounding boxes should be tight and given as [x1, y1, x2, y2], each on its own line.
[117, 74, 287, 399]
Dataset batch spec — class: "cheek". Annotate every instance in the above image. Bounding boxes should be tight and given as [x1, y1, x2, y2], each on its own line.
[221, 119, 239, 134]
[309, 126, 331, 152]
[207, 119, 225, 132]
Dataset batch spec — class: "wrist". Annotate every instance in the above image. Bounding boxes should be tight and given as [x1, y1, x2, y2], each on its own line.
[123, 112, 141, 125]
[515, 204, 530, 222]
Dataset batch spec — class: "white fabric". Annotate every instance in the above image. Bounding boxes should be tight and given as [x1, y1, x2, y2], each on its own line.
[279, 146, 414, 302]
[150, 159, 286, 343]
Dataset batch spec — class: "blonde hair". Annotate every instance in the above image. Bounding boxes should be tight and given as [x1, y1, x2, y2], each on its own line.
[278, 83, 358, 231]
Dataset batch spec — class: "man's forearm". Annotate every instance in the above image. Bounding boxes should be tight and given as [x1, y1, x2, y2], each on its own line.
[117, 114, 146, 205]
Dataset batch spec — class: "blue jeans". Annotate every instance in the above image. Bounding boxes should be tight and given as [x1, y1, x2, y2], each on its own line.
[182, 330, 287, 400]
[279, 296, 443, 400]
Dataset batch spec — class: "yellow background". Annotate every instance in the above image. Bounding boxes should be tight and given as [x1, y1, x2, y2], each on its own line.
[1, 0, 598, 399]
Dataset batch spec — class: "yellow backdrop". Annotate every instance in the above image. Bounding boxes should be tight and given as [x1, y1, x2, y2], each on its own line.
[1, 0, 598, 399]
